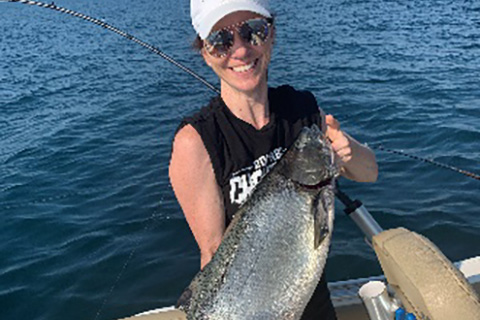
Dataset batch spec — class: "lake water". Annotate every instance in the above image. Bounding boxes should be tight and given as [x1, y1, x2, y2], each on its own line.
[1, 0, 479, 319]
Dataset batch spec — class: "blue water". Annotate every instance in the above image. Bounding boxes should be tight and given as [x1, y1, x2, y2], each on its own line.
[1, 0, 479, 319]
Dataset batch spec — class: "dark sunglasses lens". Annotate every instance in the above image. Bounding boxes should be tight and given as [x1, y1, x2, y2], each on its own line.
[206, 30, 233, 57]
[240, 19, 269, 46]
[205, 19, 270, 57]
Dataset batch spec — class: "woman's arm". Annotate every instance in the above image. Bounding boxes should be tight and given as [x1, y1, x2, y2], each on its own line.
[325, 115, 378, 182]
[169, 124, 226, 269]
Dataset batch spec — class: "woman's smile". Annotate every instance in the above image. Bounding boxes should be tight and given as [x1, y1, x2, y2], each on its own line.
[230, 58, 258, 73]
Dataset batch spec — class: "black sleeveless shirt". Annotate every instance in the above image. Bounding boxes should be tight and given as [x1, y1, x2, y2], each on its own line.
[177, 85, 337, 320]
[179, 85, 323, 224]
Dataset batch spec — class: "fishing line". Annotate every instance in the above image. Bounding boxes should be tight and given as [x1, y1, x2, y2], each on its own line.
[0, 0, 220, 94]
[3, 0, 478, 183]
[370, 144, 480, 181]
[0, 176, 153, 210]
[93, 197, 167, 320]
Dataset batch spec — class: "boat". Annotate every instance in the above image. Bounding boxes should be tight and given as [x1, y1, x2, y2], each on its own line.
[118, 195, 480, 320]
[117, 256, 480, 320]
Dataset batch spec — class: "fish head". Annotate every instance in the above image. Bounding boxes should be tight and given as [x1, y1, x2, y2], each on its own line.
[277, 125, 337, 187]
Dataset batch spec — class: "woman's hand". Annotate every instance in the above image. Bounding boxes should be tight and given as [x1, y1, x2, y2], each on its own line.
[325, 114, 352, 168]
[324, 114, 378, 182]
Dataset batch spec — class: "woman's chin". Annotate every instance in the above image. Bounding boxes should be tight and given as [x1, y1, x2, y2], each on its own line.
[223, 72, 268, 94]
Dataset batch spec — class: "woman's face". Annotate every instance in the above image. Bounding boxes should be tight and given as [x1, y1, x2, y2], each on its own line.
[202, 11, 274, 95]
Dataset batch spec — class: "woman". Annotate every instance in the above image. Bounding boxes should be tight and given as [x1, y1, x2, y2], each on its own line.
[169, 0, 378, 318]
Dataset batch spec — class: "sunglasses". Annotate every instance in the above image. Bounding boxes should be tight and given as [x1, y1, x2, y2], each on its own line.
[204, 17, 273, 58]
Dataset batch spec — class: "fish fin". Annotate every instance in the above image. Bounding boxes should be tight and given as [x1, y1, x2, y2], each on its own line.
[313, 189, 332, 249]
[176, 287, 192, 311]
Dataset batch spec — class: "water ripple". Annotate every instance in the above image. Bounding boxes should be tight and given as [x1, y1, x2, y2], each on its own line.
[1, 0, 479, 319]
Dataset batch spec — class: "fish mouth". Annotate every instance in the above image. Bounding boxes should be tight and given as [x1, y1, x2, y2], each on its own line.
[297, 177, 334, 190]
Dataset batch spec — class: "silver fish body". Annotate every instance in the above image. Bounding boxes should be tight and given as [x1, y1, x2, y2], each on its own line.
[178, 125, 337, 320]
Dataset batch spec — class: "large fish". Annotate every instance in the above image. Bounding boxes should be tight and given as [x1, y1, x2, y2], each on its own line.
[178, 124, 338, 320]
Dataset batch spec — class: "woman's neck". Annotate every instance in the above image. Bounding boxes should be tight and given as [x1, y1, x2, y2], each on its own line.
[220, 81, 270, 130]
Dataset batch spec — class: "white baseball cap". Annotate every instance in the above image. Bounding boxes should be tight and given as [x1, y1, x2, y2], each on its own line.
[191, 0, 271, 40]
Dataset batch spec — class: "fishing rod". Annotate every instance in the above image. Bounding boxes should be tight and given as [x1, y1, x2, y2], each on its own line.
[5, 0, 478, 183]
[3, 0, 479, 183]
[0, 0, 220, 95]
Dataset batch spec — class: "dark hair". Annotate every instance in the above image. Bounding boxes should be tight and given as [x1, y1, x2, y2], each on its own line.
[191, 15, 275, 52]
[192, 35, 203, 52]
